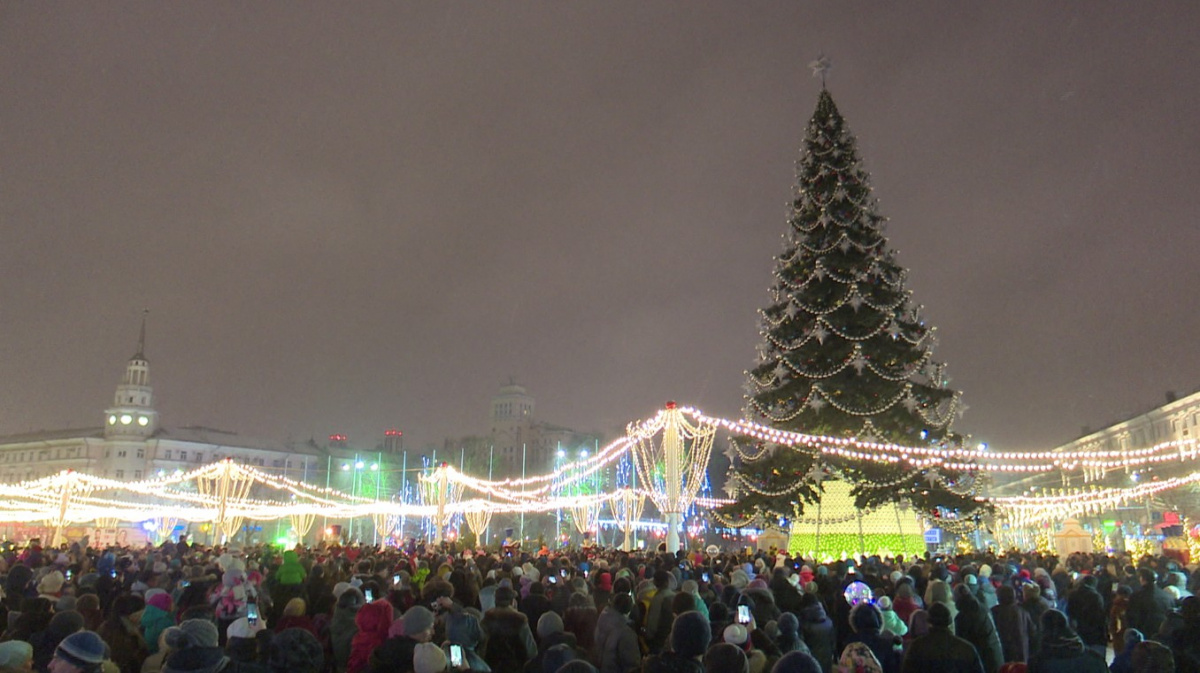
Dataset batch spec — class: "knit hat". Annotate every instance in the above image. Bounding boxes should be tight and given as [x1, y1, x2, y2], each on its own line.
[723, 623, 749, 646]
[875, 596, 893, 610]
[413, 642, 446, 673]
[596, 573, 612, 592]
[227, 617, 266, 640]
[978, 564, 992, 579]
[541, 643, 579, 672]
[772, 650, 823, 673]
[537, 610, 565, 640]
[703, 642, 748, 673]
[401, 606, 436, 637]
[778, 612, 800, 635]
[55, 630, 107, 671]
[268, 627, 324, 673]
[0, 640, 32, 668]
[670, 611, 712, 657]
[162, 647, 228, 673]
[147, 592, 173, 612]
[165, 619, 220, 650]
[965, 574, 978, 586]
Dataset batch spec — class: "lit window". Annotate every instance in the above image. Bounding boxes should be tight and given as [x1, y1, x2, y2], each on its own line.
[120, 414, 132, 425]
[108, 415, 117, 425]
[138, 416, 149, 427]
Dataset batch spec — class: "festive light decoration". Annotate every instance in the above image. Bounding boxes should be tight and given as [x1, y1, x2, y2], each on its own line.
[628, 402, 716, 552]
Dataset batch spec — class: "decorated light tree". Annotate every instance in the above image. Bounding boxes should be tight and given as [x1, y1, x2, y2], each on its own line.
[725, 73, 982, 525]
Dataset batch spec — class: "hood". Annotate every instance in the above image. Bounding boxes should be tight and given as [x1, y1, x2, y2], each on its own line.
[354, 601, 393, 638]
[800, 601, 829, 623]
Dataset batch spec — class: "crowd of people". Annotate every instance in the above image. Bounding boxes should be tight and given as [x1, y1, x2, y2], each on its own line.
[0, 534, 1198, 673]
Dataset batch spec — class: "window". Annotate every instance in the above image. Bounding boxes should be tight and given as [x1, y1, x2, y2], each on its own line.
[115, 470, 124, 479]
[104, 450, 110, 458]
[134, 470, 142, 479]
[164, 450, 172, 460]
[136, 448, 144, 458]
[117, 450, 126, 458]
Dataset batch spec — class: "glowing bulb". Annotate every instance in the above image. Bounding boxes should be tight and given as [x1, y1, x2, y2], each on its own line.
[120, 414, 132, 425]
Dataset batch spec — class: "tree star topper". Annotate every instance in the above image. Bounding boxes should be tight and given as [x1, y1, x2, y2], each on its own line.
[809, 54, 832, 86]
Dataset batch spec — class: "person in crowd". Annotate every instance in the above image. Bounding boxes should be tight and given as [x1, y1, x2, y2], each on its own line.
[991, 585, 1034, 666]
[1025, 609, 1106, 673]
[1130, 641, 1176, 673]
[345, 601, 392, 673]
[797, 592, 836, 673]
[0, 640, 33, 673]
[329, 587, 363, 672]
[366, 605, 434, 673]
[1126, 568, 1174, 640]
[952, 585, 1002, 673]
[845, 603, 901, 673]
[1110, 629, 1144, 673]
[592, 591, 640, 673]
[48, 630, 109, 673]
[642, 611, 710, 673]
[704, 642, 748, 673]
[901, 603, 983, 673]
[643, 572, 676, 655]
[1066, 575, 1108, 658]
[480, 587, 536, 673]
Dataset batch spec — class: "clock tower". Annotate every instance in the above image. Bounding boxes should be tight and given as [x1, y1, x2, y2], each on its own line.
[104, 312, 159, 440]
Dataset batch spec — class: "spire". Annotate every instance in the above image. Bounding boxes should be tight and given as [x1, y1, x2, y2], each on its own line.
[134, 309, 148, 361]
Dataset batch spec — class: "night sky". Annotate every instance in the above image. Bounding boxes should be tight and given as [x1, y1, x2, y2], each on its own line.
[3, 3, 1199, 455]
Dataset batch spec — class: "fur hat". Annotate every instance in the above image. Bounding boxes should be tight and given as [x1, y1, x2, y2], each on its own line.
[38, 570, 65, 594]
[723, 623, 749, 646]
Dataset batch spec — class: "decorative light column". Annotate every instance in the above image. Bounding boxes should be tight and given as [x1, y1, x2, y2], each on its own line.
[629, 402, 716, 553]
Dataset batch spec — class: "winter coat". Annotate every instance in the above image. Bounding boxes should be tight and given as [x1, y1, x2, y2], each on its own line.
[1125, 583, 1174, 639]
[592, 607, 641, 673]
[522, 631, 584, 673]
[900, 627, 984, 673]
[1065, 585, 1107, 647]
[953, 595, 1002, 673]
[365, 634, 421, 673]
[644, 588, 675, 653]
[480, 607, 537, 673]
[1026, 634, 1106, 673]
[974, 581, 998, 611]
[141, 604, 177, 656]
[329, 604, 359, 671]
[798, 600, 836, 673]
[346, 602, 392, 673]
[743, 587, 783, 626]
[641, 651, 704, 673]
[275, 551, 306, 586]
[98, 615, 150, 673]
[563, 606, 599, 652]
[991, 602, 1034, 664]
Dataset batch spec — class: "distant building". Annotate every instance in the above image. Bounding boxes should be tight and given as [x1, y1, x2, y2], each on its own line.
[997, 389, 1200, 495]
[0, 318, 321, 484]
[480, 381, 600, 479]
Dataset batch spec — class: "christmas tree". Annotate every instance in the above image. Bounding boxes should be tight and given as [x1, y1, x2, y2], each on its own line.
[724, 85, 982, 523]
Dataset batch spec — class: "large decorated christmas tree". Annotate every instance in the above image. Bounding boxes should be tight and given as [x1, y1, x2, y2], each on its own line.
[724, 83, 982, 530]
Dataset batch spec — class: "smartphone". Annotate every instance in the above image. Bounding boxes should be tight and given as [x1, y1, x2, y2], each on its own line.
[737, 605, 751, 624]
[247, 603, 259, 626]
[702, 573, 710, 583]
[450, 644, 464, 667]
[365, 589, 374, 602]
[65, 569, 73, 581]
[110, 570, 118, 578]
[181, 580, 190, 588]
[560, 568, 567, 577]
[393, 574, 401, 585]
[548, 575, 557, 584]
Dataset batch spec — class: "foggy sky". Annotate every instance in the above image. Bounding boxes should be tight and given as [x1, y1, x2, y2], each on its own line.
[3, 2, 1199, 454]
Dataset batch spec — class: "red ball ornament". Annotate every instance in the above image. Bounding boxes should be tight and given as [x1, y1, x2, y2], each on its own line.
[665, 400, 677, 409]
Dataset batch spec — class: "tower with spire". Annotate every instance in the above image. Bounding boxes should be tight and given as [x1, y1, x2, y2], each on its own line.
[104, 311, 159, 440]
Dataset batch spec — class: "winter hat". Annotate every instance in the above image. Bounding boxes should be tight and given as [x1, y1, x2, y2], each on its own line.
[337, 587, 365, 610]
[268, 627, 324, 673]
[445, 611, 483, 648]
[978, 564, 992, 579]
[55, 630, 107, 671]
[148, 592, 173, 612]
[165, 619, 220, 650]
[556, 662, 598, 673]
[38, 570, 65, 594]
[332, 581, 352, 599]
[537, 610, 565, 640]
[850, 603, 883, 633]
[704, 642, 748, 673]
[227, 617, 266, 640]
[0, 640, 32, 668]
[771, 650, 823, 673]
[162, 647, 228, 673]
[401, 606, 436, 637]
[724, 623, 750, 646]
[928, 603, 953, 628]
[1124, 628, 1145, 650]
[965, 574, 978, 586]
[412, 642, 446, 673]
[875, 596, 893, 611]
[596, 573, 612, 592]
[671, 611, 712, 657]
[56, 594, 78, 613]
[778, 612, 800, 635]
